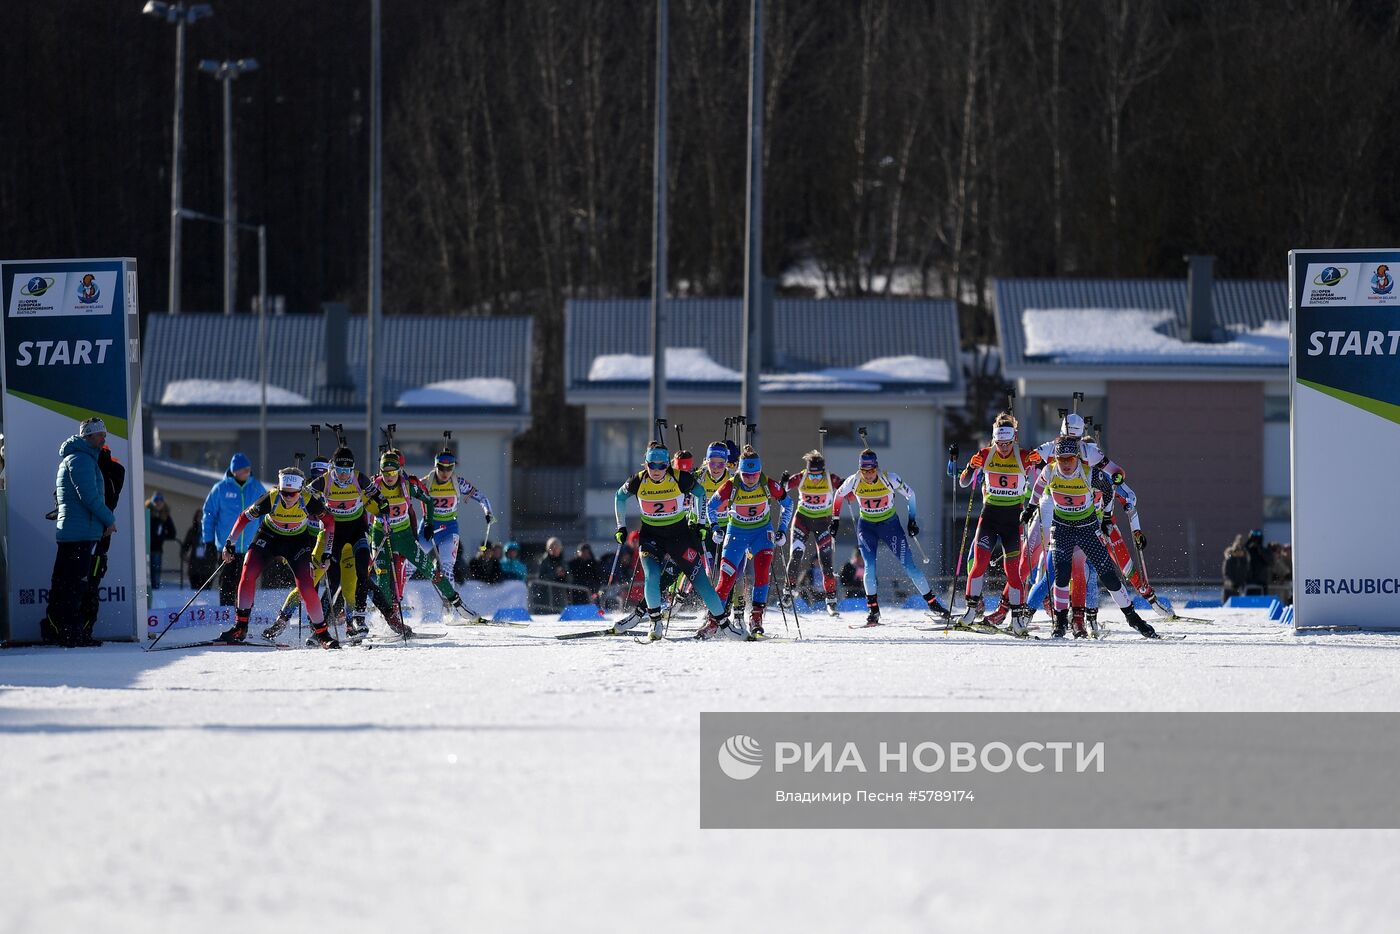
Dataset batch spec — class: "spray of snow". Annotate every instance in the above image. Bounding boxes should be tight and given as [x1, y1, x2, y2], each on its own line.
[1022, 308, 1287, 365]
[160, 379, 310, 406]
[396, 378, 517, 407]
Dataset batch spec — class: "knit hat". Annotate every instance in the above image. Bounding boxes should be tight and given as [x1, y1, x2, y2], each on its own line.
[78, 417, 107, 437]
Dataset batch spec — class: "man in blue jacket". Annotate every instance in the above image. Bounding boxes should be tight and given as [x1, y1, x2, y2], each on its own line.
[44, 417, 117, 647]
[201, 452, 266, 605]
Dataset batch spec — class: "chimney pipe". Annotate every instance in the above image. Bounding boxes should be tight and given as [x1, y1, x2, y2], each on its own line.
[1186, 254, 1216, 343]
[322, 301, 351, 392]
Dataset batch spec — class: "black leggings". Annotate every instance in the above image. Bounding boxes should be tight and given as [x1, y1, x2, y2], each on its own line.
[1051, 521, 1130, 610]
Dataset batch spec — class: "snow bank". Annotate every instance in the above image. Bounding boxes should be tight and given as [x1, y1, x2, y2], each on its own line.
[763, 355, 952, 392]
[396, 378, 516, 407]
[161, 378, 310, 406]
[588, 348, 741, 381]
[589, 350, 950, 390]
[1022, 308, 1288, 365]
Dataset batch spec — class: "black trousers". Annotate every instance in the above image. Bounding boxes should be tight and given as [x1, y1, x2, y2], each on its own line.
[47, 539, 98, 643]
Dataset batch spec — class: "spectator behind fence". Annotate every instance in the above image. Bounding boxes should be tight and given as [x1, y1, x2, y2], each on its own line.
[500, 541, 528, 581]
[469, 540, 503, 584]
[202, 453, 265, 605]
[1244, 528, 1271, 596]
[42, 417, 116, 647]
[1222, 535, 1249, 603]
[181, 510, 216, 590]
[537, 537, 568, 583]
[569, 543, 603, 600]
[839, 548, 864, 598]
[146, 492, 177, 590]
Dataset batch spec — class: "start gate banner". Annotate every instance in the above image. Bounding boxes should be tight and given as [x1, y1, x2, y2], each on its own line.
[0, 257, 145, 642]
[1288, 249, 1400, 629]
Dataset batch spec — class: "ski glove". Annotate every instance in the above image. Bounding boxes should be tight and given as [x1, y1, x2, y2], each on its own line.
[222, 541, 237, 563]
[484, 512, 494, 526]
[828, 517, 840, 537]
[779, 470, 791, 486]
[1100, 515, 1114, 536]
[1133, 529, 1147, 551]
[906, 518, 920, 538]
[1111, 471, 1125, 486]
[1019, 503, 1038, 525]
[773, 528, 788, 547]
[946, 443, 959, 478]
[614, 525, 627, 545]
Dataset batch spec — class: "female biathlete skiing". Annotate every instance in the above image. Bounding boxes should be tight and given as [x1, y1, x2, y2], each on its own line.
[216, 466, 340, 649]
[833, 447, 951, 627]
[956, 413, 1044, 635]
[613, 442, 727, 641]
[701, 445, 793, 640]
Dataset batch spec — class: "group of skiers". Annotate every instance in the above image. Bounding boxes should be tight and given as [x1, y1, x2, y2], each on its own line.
[198, 400, 1170, 648]
[209, 431, 493, 649]
[606, 404, 1169, 642]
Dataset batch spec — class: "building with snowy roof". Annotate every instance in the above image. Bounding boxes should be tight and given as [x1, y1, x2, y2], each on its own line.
[565, 297, 966, 567]
[993, 258, 1289, 581]
[141, 305, 532, 540]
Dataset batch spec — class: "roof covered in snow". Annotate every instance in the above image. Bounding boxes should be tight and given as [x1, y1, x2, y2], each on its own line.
[143, 313, 532, 416]
[994, 278, 1287, 375]
[564, 298, 963, 402]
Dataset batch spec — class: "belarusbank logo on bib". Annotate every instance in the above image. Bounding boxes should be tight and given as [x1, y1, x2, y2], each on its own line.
[1303, 263, 1360, 305]
[7, 270, 116, 318]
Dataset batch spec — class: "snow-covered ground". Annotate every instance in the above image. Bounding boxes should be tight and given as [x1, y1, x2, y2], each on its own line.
[3, 589, 1399, 934]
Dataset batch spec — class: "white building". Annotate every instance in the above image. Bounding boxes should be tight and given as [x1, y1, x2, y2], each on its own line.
[565, 297, 966, 571]
[993, 260, 1289, 580]
[141, 307, 533, 540]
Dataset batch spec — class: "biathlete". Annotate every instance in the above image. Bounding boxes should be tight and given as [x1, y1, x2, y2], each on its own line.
[370, 450, 474, 630]
[613, 442, 727, 641]
[780, 450, 843, 616]
[216, 466, 340, 649]
[1022, 439, 1160, 639]
[701, 445, 793, 639]
[956, 413, 1043, 634]
[416, 443, 494, 584]
[833, 448, 951, 627]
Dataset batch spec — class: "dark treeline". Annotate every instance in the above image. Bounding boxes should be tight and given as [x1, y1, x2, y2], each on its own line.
[2, 1, 1397, 461]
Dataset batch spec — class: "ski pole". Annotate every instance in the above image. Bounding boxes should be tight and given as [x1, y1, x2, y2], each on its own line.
[601, 544, 624, 611]
[147, 561, 224, 651]
[945, 469, 976, 614]
[910, 533, 931, 566]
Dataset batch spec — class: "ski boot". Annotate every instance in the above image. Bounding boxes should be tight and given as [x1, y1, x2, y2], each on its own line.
[1008, 605, 1031, 637]
[1051, 609, 1069, 639]
[344, 614, 369, 645]
[1071, 607, 1088, 639]
[308, 623, 341, 649]
[448, 593, 478, 622]
[747, 603, 766, 640]
[825, 594, 840, 617]
[611, 607, 646, 634]
[923, 591, 952, 620]
[216, 611, 250, 644]
[1086, 607, 1103, 639]
[958, 595, 984, 625]
[262, 611, 291, 642]
[647, 607, 666, 642]
[386, 607, 414, 639]
[984, 599, 1010, 628]
[695, 606, 729, 640]
[779, 588, 796, 610]
[862, 595, 881, 627]
[1122, 606, 1161, 639]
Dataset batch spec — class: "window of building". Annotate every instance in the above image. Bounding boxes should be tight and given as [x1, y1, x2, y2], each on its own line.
[589, 419, 650, 487]
[1264, 396, 1290, 422]
[821, 420, 889, 447]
